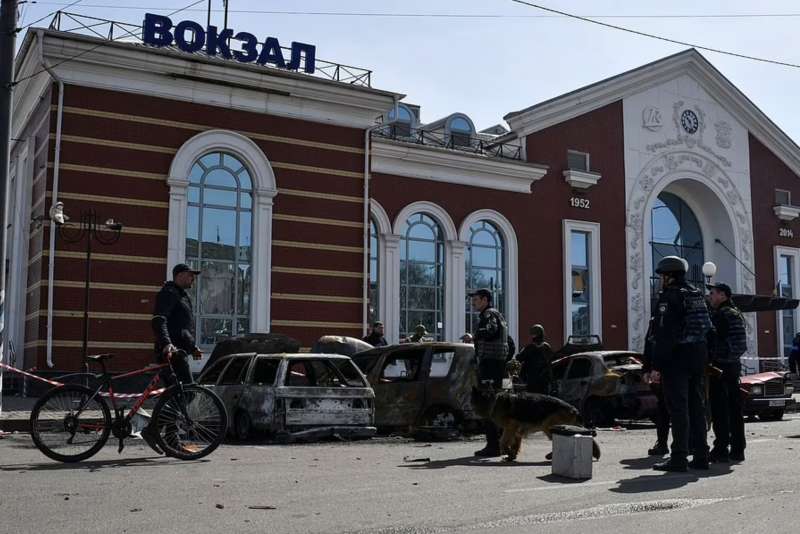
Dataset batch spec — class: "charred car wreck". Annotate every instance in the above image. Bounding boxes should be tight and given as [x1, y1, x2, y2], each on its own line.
[198, 353, 376, 442]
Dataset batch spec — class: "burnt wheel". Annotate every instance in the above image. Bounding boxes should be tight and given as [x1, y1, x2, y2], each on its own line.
[759, 409, 784, 422]
[413, 407, 461, 442]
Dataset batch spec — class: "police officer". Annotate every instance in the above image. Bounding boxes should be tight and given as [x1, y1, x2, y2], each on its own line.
[470, 288, 508, 457]
[515, 324, 554, 394]
[706, 282, 747, 463]
[642, 317, 670, 456]
[647, 256, 712, 472]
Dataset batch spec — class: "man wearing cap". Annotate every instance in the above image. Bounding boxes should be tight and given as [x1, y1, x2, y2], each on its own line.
[647, 256, 712, 472]
[470, 288, 508, 457]
[515, 324, 554, 394]
[152, 263, 204, 384]
[363, 321, 388, 347]
[706, 282, 747, 463]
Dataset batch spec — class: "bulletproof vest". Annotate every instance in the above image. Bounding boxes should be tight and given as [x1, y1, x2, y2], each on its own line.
[679, 287, 713, 344]
[722, 306, 748, 360]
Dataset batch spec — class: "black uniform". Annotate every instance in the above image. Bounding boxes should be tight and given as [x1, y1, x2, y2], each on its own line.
[474, 306, 508, 453]
[151, 281, 197, 384]
[516, 341, 554, 394]
[643, 319, 670, 449]
[708, 300, 747, 458]
[363, 332, 388, 347]
[650, 280, 712, 465]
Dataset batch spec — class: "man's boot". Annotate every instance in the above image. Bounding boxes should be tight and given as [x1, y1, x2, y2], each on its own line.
[688, 456, 710, 470]
[475, 423, 501, 457]
[654, 457, 688, 472]
[709, 448, 729, 463]
[648, 441, 669, 456]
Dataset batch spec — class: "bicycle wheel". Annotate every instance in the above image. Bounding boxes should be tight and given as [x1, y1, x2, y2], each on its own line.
[152, 385, 228, 460]
[30, 385, 111, 463]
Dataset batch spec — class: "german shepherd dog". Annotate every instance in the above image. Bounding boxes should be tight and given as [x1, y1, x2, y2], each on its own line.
[471, 387, 601, 462]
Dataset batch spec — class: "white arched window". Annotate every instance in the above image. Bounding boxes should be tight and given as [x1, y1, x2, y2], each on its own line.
[167, 130, 277, 362]
[400, 213, 446, 341]
[186, 152, 253, 347]
[465, 221, 505, 333]
[459, 209, 518, 344]
[368, 217, 380, 327]
[447, 115, 475, 148]
[387, 104, 415, 137]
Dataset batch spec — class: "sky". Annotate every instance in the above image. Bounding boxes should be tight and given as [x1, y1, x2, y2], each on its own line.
[14, 0, 800, 141]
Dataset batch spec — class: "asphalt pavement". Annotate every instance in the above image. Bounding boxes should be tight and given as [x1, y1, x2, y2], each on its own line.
[1, 417, 800, 534]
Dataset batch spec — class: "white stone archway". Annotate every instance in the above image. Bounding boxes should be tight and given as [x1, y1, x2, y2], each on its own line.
[626, 150, 756, 355]
[167, 129, 278, 334]
[458, 209, 519, 345]
[392, 201, 461, 342]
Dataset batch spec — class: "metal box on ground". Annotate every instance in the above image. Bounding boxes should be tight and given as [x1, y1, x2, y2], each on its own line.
[551, 425, 595, 480]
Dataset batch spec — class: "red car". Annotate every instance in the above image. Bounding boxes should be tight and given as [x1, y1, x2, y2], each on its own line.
[740, 372, 795, 421]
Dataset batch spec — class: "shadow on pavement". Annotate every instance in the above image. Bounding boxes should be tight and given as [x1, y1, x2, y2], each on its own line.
[620, 456, 665, 470]
[402, 455, 551, 470]
[0, 456, 210, 473]
[610, 463, 733, 493]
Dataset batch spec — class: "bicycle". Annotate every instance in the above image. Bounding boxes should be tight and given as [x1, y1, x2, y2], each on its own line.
[29, 351, 228, 463]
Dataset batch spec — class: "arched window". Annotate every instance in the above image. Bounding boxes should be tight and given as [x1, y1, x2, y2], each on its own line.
[387, 105, 414, 138]
[368, 217, 380, 327]
[465, 221, 505, 334]
[186, 151, 253, 348]
[650, 191, 704, 303]
[400, 213, 445, 341]
[448, 116, 473, 148]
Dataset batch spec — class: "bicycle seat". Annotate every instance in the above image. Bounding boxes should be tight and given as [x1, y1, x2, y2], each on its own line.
[87, 353, 114, 362]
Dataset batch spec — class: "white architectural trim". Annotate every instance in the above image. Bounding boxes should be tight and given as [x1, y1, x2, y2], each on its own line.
[372, 139, 548, 194]
[774, 205, 800, 222]
[4, 143, 33, 366]
[369, 199, 393, 337]
[18, 30, 400, 131]
[392, 201, 459, 341]
[505, 49, 800, 178]
[458, 209, 520, 346]
[563, 220, 602, 343]
[563, 169, 602, 190]
[774, 246, 800, 360]
[168, 129, 278, 336]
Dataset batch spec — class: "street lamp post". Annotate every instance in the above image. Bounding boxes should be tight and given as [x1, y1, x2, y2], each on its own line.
[57, 207, 123, 372]
[702, 261, 718, 289]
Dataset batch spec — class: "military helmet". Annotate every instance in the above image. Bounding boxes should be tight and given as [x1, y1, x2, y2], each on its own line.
[414, 324, 427, 335]
[530, 324, 545, 339]
[655, 255, 688, 275]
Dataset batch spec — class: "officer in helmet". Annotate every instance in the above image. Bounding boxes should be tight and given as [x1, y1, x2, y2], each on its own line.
[646, 256, 712, 472]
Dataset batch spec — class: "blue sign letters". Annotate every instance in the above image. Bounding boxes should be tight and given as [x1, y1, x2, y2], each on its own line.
[142, 13, 316, 74]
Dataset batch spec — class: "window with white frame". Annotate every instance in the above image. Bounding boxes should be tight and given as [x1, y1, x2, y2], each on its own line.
[567, 150, 590, 172]
[387, 105, 414, 138]
[400, 213, 445, 341]
[186, 152, 253, 348]
[368, 217, 380, 326]
[448, 116, 473, 148]
[776, 247, 800, 359]
[465, 221, 505, 334]
[563, 220, 601, 340]
[775, 189, 792, 206]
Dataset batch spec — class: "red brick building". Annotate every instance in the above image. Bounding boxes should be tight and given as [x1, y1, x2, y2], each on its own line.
[9, 18, 800, 374]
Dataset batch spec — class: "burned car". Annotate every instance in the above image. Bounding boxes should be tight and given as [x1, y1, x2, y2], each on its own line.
[551, 351, 657, 427]
[740, 371, 795, 421]
[352, 342, 482, 439]
[198, 353, 376, 442]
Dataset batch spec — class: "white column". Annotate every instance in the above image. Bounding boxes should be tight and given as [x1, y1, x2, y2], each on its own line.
[251, 188, 277, 334]
[166, 177, 189, 279]
[383, 233, 401, 344]
[448, 239, 468, 342]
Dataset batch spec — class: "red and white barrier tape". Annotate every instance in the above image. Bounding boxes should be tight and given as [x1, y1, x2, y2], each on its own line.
[0, 362, 164, 398]
[0, 362, 64, 387]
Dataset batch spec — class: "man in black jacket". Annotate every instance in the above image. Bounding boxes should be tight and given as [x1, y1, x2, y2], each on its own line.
[647, 256, 712, 472]
[363, 321, 388, 347]
[515, 324, 554, 394]
[706, 282, 747, 463]
[151, 264, 203, 384]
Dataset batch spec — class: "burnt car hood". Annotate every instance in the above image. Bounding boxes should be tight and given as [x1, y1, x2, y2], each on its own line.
[741, 372, 786, 385]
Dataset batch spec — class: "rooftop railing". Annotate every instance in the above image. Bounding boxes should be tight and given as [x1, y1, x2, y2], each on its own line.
[372, 124, 523, 161]
[47, 11, 373, 87]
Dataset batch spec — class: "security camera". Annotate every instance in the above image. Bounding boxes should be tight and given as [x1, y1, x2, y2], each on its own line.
[49, 202, 69, 226]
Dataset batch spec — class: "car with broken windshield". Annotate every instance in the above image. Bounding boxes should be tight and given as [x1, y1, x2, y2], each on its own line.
[198, 353, 376, 442]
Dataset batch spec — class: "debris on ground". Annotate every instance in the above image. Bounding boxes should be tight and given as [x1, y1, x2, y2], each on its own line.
[403, 456, 431, 463]
[216, 504, 225, 510]
[247, 506, 277, 510]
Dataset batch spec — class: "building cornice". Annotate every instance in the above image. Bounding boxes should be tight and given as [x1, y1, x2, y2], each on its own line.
[371, 139, 548, 193]
[505, 49, 800, 178]
[19, 30, 400, 131]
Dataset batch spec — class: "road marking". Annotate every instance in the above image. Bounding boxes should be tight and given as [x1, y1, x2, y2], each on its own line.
[505, 480, 617, 493]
